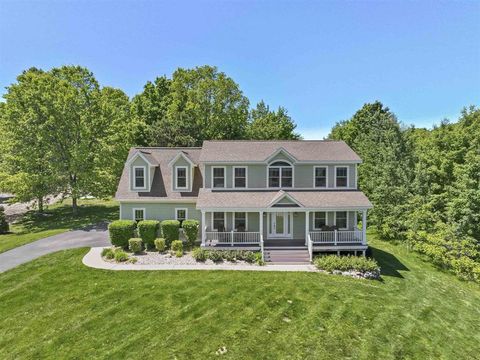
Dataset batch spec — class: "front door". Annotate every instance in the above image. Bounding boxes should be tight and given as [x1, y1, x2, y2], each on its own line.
[268, 212, 292, 238]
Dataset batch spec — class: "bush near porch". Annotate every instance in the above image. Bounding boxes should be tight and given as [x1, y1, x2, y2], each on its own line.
[314, 254, 380, 278]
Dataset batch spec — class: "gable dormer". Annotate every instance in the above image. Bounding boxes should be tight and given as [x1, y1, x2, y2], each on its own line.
[126, 151, 157, 192]
[169, 151, 195, 192]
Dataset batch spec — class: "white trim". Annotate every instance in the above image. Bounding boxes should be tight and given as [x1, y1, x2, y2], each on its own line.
[232, 166, 248, 189]
[334, 165, 349, 188]
[175, 208, 188, 221]
[267, 212, 293, 239]
[132, 208, 146, 221]
[312, 211, 327, 230]
[334, 211, 349, 230]
[168, 152, 195, 167]
[174, 166, 189, 190]
[126, 151, 156, 166]
[267, 160, 294, 189]
[211, 166, 226, 189]
[132, 166, 147, 190]
[198, 206, 372, 212]
[313, 166, 328, 188]
[264, 147, 298, 164]
[211, 211, 227, 231]
[233, 211, 248, 231]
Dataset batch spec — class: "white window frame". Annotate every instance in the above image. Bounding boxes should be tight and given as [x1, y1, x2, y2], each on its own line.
[313, 166, 328, 188]
[175, 166, 188, 190]
[232, 166, 248, 189]
[175, 208, 188, 221]
[267, 160, 294, 188]
[212, 166, 226, 189]
[233, 211, 248, 231]
[334, 211, 349, 230]
[132, 208, 146, 222]
[132, 166, 147, 190]
[313, 211, 327, 230]
[334, 166, 349, 188]
[211, 211, 227, 231]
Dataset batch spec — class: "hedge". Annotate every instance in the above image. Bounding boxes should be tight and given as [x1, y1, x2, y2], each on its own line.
[108, 220, 136, 248]
[313, 255, 380, 274]
[161, 220, 180, 246]
[137, 220, 160, 249]
[182, 219, 199, 246]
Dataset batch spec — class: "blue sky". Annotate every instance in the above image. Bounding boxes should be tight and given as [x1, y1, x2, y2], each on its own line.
[1, 1, 479, 139]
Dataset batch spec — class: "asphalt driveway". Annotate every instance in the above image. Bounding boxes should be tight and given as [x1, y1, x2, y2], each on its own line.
[0, 227, 110, 273]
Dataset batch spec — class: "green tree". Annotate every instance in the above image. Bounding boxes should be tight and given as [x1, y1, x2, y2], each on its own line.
[247, 101, 301, 140]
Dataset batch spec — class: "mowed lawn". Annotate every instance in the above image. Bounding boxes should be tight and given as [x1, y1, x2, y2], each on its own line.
[0, 233, 479, 359]
[0, 198, 118, 253]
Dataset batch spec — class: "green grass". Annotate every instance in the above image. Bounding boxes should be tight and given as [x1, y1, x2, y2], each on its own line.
[0, 231, 479, 359]
[0, 198, 118, 253]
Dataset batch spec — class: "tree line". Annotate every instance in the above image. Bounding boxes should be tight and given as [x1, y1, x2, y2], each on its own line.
[0, 65, 300, 213]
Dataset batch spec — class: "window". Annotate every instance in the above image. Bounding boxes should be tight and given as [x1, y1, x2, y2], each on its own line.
[314, 212, 326, 229]
[335, 167, 348, 187]
[268, 161, 293, 188]
[213, 212, 225, 231]
[175, 208, 187, 226]
[133, 167, 146, 189]
[212, 167, 225, 188]
[176, 166, 187, 189]
[314, 167, 327, 188]
[233, 167, 247, 188]
[133, 208, 145, 222]
[234, 212, 247, 231]
[335, 211, 348, 229]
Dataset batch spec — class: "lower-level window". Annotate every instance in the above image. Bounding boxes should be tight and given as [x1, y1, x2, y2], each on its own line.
[175, 208, 187, 226]
[213, 212, 225, 231]
[133, 208, 145, 222]
[335, 211, 348, 229]
[234, 212, 247, 231]
[314, 212, 326, 229]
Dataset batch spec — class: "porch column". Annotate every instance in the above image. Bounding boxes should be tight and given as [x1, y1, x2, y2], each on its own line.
[259, 211, 264, 240]
[201, 211, 206, 246]
[305, 211, 310, 245]
[362, 210, 367, 245]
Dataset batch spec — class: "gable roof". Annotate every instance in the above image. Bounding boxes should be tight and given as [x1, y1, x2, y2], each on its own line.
[125, 150, 157, 167]
[268, 190, 304, 207]
[168, 151, 195, 167]
[199, 140, 361, 163]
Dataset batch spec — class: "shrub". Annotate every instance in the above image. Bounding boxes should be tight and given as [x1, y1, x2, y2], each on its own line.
[244, 251, 257, 263]
[137, 220, 160, 249]
[254, 252, 265, 266]
[171, 240, 183, 253]
[207, 250, 223, 263]
[0, 206, 9, 234]
[154, 238, 166, 252]
[101, 247, 115, 260]
[161, 220, 180, 246]
[114, 249, 129, 262]
[192, 247, 207, 262]
[182, 219, 199, 246]
[108, 220, 136, 248]
[128, 238, 143, 254]
[314, 255, 380, 275]
[175, 250, 183, 257]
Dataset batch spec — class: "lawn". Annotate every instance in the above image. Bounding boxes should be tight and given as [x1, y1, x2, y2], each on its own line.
[0, 198, 118, 253]
[0, 232, 479, 359]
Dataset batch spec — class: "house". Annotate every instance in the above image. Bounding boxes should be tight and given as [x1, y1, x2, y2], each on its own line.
[115, 140, 373, 262]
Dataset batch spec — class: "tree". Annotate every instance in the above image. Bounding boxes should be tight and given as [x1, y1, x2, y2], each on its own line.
[0, 206, 9, 234]
[247, 101, 301, 140]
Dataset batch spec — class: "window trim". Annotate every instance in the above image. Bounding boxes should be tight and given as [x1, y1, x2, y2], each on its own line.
[211, 166, 226, 189]
[313, 166, 328, 188]
[267, 160, 294, 188]
[334, 211, 349, 230]
[132, 208, 146, 222]
[175, 207, 188, 221]
[334, 166, 349, 188]
[313, 211, 327, 230]
[233, 211, 248, 231]
[132, 166, 147, 190]
[232, 166, 248, 189]
[211, 211, 227, 231]
[175, 166, 188, 190]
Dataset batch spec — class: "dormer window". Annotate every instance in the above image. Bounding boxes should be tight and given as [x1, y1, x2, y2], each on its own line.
[335, 166, 348, 188]
[212, 167, 226, 188]
[176, 166, 188, 190]
[268, 161, 293, 188]
[133, 166, 146, 189]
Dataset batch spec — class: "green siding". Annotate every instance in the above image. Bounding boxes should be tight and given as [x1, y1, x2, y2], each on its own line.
[120, 202, 201, 224]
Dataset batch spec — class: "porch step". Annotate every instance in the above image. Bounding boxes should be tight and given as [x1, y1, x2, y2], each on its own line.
[264, 249, 310, 264]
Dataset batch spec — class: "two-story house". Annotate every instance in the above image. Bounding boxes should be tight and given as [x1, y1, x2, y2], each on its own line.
[115, 140, 373, 262]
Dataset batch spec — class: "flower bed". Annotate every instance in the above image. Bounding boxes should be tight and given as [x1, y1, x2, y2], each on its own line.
[313, 255, 380, 279]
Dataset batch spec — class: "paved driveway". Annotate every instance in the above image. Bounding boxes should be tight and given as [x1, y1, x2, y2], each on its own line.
[0, 226, 110, 273]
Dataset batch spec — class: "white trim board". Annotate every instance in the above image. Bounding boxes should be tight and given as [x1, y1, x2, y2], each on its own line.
[132, 208, 146, 221]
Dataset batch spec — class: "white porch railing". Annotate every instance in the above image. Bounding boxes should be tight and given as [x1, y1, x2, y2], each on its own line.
[204, 231, 261, 246]
[309, 230, 364, 245]
[260, 234, 264, 262]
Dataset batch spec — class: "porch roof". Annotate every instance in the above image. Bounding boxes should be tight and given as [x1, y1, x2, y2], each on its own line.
[196, 189, 373, 210]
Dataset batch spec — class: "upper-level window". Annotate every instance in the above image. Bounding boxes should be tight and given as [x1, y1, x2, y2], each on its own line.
[133, 166, 146, 189]
[314, 167, 327, 188]
[176, 166, 188, 189]
[233, 167, 247, 188]
[212, 167, 225, 188]
[268, 161, 293, 188]
[335, 166, 348, 187]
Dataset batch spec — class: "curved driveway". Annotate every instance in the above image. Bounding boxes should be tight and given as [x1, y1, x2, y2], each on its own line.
[0, 228, 109, 273]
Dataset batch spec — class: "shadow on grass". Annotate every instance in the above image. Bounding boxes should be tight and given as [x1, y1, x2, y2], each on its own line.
[370, 246, 409, 278]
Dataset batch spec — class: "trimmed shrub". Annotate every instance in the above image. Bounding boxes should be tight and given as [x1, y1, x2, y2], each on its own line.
[171, 240, 183, 252]
[128, 238, 143, 254]
[114, 249, 129, 262]
[154, 238, 166, 252]
[314, 255, 380, 275]
[254, 252, 265, 266]
[101, 247, 115, 260]
[161, 220, 180, 246]
[206, 250, 223, 263]
[0, 206, 9, 234]
[244, 251, 257, 263]
[192, 247, 207, 262]
[137, 220, 159, 249]
[182, 219, 199, 246]
[108, 220, 136, 248]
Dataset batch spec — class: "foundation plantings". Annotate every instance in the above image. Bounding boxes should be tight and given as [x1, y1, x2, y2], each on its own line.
[314, 254, 380, 279]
